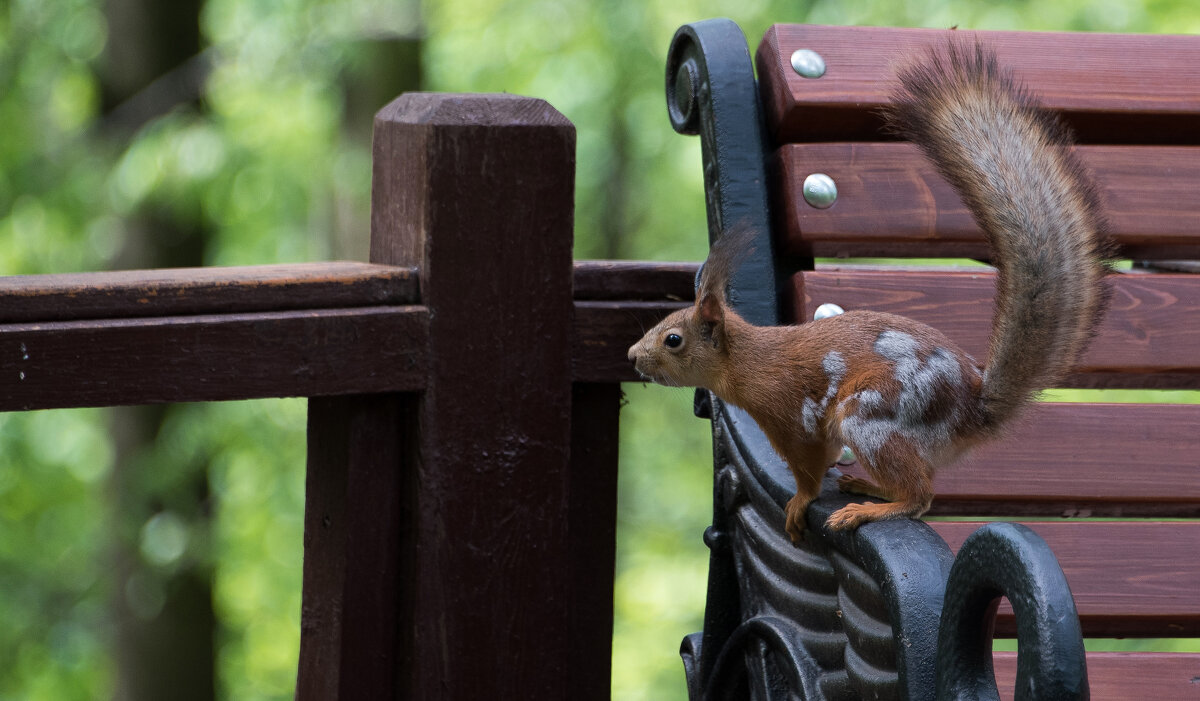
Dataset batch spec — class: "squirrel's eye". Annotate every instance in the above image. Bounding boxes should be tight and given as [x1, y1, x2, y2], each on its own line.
[664, 333, 683, 349]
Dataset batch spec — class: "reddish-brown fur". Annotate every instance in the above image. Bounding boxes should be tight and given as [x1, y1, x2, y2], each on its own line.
[628, 41, 1109, 541]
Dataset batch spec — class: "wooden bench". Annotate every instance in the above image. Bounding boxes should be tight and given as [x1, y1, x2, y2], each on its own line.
[665, 19, 1200, 700]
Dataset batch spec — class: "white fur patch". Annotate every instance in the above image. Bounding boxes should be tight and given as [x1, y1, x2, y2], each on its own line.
[800, 351, 846, 436]
[838, 330, 966, 467]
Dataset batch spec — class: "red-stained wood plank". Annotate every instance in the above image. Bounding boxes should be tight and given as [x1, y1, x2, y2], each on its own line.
[837, 402, 1200, 518]
[0, 262, 419, 322]
[773, 142, 1200, 260]
[755, 25, 1200, 145]
[0, 306, 428, 410]
[993, 652, 1200, 700]
[796, 268, 1200, 389]
[932, 521, 1200, 638]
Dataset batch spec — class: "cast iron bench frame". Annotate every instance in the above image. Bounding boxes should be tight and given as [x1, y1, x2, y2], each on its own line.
[666, 18, 1200, 701]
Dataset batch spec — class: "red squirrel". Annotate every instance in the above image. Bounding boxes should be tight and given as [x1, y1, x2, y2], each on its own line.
[628, 42, 1110, 542]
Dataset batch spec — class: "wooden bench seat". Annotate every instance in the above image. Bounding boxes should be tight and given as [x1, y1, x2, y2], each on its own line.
[668, 18, 1200, 700]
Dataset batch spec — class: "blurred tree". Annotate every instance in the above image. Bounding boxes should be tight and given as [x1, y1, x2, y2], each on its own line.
[98, 0, 216, 698]
[1, 0, 419, 699]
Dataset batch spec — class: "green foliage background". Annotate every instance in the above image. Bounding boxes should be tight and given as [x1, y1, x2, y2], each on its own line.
[1, 0, 1197, 699]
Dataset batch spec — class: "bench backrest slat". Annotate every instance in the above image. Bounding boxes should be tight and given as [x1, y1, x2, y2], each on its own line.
[775, 143, 1200, 259]
[799, 268, 1200, 389]
[934, 521, 1200, 638]
[931, 402, 1200, 517]
[756, 25, 1200, 144]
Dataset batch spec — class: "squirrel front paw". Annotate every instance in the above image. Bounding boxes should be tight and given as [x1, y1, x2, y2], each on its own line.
[784, 493, 810, 544]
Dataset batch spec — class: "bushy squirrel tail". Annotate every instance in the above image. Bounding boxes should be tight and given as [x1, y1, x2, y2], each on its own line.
[886, 41, 1111, 430]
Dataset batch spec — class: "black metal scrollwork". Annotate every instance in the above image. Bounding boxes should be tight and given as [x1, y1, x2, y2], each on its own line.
[937, 523, 1088, 701]
[664, 18, 784, 328]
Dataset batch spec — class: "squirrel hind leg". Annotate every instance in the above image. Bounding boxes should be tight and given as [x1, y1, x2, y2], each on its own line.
[825, 492, 933, 530]
[826, 442, 935, 531]
[836, 473, 893, 500]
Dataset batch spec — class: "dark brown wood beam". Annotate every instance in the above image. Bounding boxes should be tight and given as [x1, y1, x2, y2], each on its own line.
[0, 262, 418, 322]
[0, 306, 428, 410]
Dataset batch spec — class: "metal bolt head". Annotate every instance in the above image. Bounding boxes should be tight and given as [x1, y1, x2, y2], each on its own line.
[813, 303, 845, 321]
[803, 173, 838, 209]
[790, 49, 826, 79]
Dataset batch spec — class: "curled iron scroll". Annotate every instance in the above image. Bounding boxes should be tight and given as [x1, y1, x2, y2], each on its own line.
[936, 522, 1088, 701]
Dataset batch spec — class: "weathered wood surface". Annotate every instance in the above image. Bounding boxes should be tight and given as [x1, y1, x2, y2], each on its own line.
[573, 300, 690, 383]
[574, 259, 696, 301]
[994, 652, 1200, 700]
[568, 383, 622, 694]
[0, 258, 692, 319]
[0, 260, 700, 407]
[0, 262, 418, 322]
[774, 142, 1200, 260]
[298, 394, 416, 697]
[933, 521, 1200, 638]
[797, 268, 1200, 389]
[0, 306, 429, 411]
[756, 24, 1200, 144]
[299, 92, 582, 700]
[573, 261, 697, 382]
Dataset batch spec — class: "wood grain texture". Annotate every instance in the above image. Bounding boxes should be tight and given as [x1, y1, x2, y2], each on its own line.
[932, 521, 1200, 638]
[573, 300, 691, 383]
[994, 652, 1200, 700]
[756, 25, 1200, 144]
[298, 394, 416, 698]
[796, 268, 1200, 388]
[774, 142, 1200, 259]
[363, 92, 580, 700]
[0, 262, 418, 322]
[0, 306, 427, 410]
[835, 402, 1200, 517]
[568, 383, 622, 695]
[0, 260, 691, 404]
[573, 259, 697, 301]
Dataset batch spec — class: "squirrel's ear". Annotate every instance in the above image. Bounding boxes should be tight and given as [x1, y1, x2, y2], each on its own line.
[698, 292, 724, 325]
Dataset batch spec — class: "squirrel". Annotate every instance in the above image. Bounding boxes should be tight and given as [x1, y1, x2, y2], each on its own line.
[627, 41, 1110, 543]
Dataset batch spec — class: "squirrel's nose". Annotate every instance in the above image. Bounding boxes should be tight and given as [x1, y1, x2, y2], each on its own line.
[627, 346, 638, 365]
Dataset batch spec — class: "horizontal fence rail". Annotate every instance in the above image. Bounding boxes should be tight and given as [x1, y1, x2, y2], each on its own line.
[0, 260, 699, 411]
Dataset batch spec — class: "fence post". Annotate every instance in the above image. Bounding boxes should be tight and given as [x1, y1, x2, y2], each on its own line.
[372, 93, 577, 698]
[298, 394, 416, 698]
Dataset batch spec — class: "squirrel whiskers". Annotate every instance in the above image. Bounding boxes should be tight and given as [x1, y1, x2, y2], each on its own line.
[627, 41, 1110, 542]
